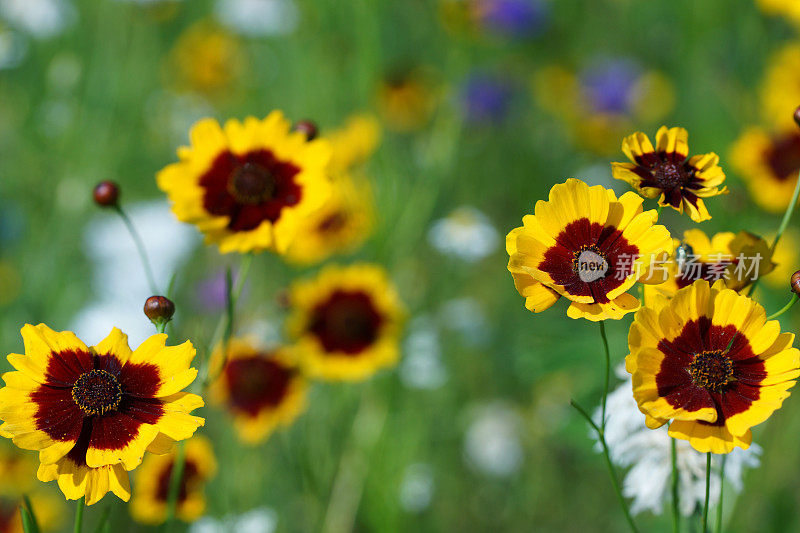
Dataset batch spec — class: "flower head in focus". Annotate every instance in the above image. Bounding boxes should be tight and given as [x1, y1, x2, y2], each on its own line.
[627, 280, 800, 453]
[506, 179, 672, 321]
[612, 126, 728, 222]
[209, 339, 306, 444]
[287, 264, 405, 381]
[157, 111, 332, 254]
[130, 436, 217, 525]
[0, 325, 204, 504]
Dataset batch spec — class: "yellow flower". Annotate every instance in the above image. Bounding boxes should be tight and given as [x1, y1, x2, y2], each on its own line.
[284, 174, 375, 265]
[644, 229, 774, 300]
[209, 339, 307, 445]
[760, 43, 800, 130]
[730, 126, 800, 213]
[0, 491, 62, 533]
[506, 179, 672, 321]
[0, 325, 204, 505]
[327, 113, 382, 174]
[130, 436, 217, 525]
[157, 111, 332, 254]
[612, 127, 728, 222]
[756, 0, 800, 25]
[627, 279, 800, 453]
[287, 264, 405, 381]
[0, 443, 63, 533]
[378, 68, 438, 132]
[168, 20, 243, 95]
[764, 228, 800, 289]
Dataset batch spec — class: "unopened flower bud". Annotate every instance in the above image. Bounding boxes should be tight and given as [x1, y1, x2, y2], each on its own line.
[791, 271, 800, 295]
[144, 295, 175, 324]
[93, 181, 119, 207]
[293, 120, 318, 141]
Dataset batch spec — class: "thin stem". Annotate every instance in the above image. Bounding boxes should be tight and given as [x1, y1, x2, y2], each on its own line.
[766, 295, 799, 321]
[570, 400, 639, 533]
[164, 442, 186, 529]
[671, 436, 680, 533]
[599, 321, 611, 432]
[73, 497, 84, 533]
[656, 204, 664, 216]
[114, 205, 159, 295]
[702, 452, 711, 533]
[748, 167, 800, 297]
[716, 455, 726, 533]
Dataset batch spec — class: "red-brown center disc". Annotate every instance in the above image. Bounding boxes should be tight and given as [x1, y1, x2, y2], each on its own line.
[71, 369, 123, 416]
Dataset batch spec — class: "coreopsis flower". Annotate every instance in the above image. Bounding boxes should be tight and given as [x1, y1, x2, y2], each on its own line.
[599, 376, 761, 516]
[378, 67, 438, 132]
[156, 111, 332, 254]
[0, 325, 204, 504]
[287, 264, 405, 381]
[284, 174, 375, 265]
[326, 113, 381, 174]
[612, 126, 728, 222]
[756, 0, 800, 26]
[644, 229, 774, 300]
[168, 20, 243, 95]
[730, 126, 800, 213]
[627, 279, 800, 453]
[759, 43, 800, 130]
[130, 436, 217, 525]
[209, 339, 306, 444]
[506, 179, 672, 321]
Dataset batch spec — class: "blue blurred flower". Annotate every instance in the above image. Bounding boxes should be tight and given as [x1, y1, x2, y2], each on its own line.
[460, 73, 514, 123]
[477, 0, 549, 38]
[579, 58, 641, 115]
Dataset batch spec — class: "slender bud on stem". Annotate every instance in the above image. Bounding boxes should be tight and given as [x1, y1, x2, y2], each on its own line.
[293, 120, 318, 141]
[92, 181, 120, 207]
[144, 295, 175, 329]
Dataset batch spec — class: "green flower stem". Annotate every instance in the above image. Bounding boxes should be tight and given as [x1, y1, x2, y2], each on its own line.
[748, 167, 800, 297]
[599, 321, 611, 432]
[164, 441, 186, 530]
[73, 497, 85, 533]
[766, 295, 799, 321]
[114, 205, 159, 295]
[570, 400, 639, 533]
[671, 436, 680, 533]
[716, 455, 726, 533]
[702, 452, 711, 533]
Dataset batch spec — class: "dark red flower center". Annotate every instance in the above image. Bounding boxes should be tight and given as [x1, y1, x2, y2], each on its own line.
[224, 355, 292, 416]
[155, 458, 200, 504]
[764, 132, 800, 181]
[318, 212, 347, 234]
[309, 291, 383, 355]
[631, 151, 703, 209]
[652, 161, 690, 190]
[571, 244, 609, 282]
[688, 350, 733, 392]
[0, 499, 18, 531]
[200, 149, 302, 232]
[71, 369, 122, 416]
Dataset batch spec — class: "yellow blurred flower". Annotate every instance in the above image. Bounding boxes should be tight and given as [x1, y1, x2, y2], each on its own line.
[378, 68, 438, 132]
[327, 113, 382, 173]
[730, 125, 800, 213]
[287, 264, 405, 381]
[209, 339, 307, 445]
[130, 436, 217, 525]
[157, 112, 332, 254]
[760, 43, 800, 130]
[763, 228, 799, 289]
[168, 20, 243, 95]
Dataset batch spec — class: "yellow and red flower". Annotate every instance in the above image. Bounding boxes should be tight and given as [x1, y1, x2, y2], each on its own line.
[627, 280, 800, 453]
[157, 111, 332, 254]
[644, 229, 774, 300]
[130, 436, 217, 525]
[0, 325, 204, 504]
[612, 127, 728, 222]
[287, 264, 405, 381]
[730, 126, 800, 213]
[209, 339, 306, 444]
[506, 179, 672, 321]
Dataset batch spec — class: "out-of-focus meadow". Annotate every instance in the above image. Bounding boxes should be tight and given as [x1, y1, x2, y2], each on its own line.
[2, 0, 800, 531]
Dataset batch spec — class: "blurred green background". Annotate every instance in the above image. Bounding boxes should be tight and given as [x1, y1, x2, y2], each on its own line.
[2, 0, 800, 531]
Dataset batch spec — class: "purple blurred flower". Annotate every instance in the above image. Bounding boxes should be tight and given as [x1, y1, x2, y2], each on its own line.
[580, 58, 641, 115]
[195, 269, 249, 312]
[461, 73, 514, 123]
[477, 0, 549, 38]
